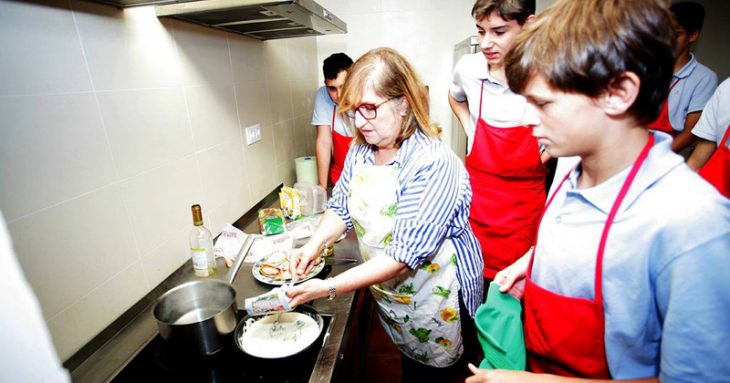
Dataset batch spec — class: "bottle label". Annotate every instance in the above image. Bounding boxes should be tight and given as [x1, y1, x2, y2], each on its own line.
[191, 249, 208, 271]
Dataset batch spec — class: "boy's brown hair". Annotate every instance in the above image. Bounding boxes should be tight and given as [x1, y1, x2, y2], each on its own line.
[505, 0, 676, 125]
[472, 0, 535, 25]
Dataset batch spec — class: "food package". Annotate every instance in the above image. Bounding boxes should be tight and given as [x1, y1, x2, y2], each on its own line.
[279, 186, 302, 220]
[258, 208, 286, 236]
[244, 287, 293, 316]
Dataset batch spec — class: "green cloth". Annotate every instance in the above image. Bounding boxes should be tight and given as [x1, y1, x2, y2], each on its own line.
[475, 282, 526, 370]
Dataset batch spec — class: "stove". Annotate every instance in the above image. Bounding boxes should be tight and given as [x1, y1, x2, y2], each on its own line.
[111, 312, 332, 383]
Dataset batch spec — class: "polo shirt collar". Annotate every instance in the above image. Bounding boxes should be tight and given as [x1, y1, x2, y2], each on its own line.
[674, 53, 698, 80]
[564, 132, 682, 214]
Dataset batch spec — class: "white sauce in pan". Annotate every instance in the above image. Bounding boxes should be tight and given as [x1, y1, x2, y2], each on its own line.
[238, 312, 320, 358]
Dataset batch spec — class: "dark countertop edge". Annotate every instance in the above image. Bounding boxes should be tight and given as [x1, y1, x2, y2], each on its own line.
[68, 184, 365, 383]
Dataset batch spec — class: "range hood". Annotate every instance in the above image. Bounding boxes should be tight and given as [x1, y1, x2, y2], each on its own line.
[154, 0, 347, 40]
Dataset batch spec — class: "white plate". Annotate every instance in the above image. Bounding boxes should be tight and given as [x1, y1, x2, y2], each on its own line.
[252, 250, 324, 286]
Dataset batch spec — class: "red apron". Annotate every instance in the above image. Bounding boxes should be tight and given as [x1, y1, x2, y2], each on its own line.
[647, 78, 681, 136]
[698, 125, 730, 198]
[523, 134, 655, 378]
[465, 80, 546, 279]
[329, 105, 353, 186]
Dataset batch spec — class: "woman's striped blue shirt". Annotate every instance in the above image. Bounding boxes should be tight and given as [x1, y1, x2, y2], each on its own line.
[328, 129, 484, 316]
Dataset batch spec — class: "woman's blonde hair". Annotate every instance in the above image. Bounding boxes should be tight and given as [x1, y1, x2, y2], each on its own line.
[338, 47, 440, 147]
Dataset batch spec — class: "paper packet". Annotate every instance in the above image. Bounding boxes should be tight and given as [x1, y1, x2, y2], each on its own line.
[279, 186, 302, 220]
[258, 208, 286, 236]
[244, 287, 293, 316]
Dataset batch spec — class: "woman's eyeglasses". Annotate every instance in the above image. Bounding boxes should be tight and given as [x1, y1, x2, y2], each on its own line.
[345, 98, 394, 121]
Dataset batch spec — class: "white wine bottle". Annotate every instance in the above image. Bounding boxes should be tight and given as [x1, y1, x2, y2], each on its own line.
[189, 204, 216, 277]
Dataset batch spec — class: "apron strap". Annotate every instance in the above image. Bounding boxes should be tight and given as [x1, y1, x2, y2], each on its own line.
[594, 134, 654, 301]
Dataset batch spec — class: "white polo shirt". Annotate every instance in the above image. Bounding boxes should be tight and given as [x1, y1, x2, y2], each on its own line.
[692, 77, 730, 149]
[449, 53, 535, 155]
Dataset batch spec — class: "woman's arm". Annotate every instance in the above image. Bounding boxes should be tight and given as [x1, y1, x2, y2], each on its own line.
[286, 255, 408, 307]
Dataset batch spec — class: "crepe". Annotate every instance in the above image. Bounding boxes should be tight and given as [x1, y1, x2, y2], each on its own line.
[238, 312, 320, 358]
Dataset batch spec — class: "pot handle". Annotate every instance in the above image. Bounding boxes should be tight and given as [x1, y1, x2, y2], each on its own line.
[226, 235, 257, 285]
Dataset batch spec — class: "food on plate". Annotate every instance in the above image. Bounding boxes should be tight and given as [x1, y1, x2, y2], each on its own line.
[254, 250, 322, 283]
[263, 250, 288, 266]
[257, 250, 294, 281]
[259, 264, 282, 278]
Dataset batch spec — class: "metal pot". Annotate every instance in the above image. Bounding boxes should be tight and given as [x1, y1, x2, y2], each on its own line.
[153, 279, 238, 358]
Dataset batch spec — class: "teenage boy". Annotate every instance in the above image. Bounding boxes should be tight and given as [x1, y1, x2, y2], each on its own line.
[449, 0, 547, 289]
[466, 0, 730, 382]
[650, 1, 717, 157]
[311, 53, 354, 188]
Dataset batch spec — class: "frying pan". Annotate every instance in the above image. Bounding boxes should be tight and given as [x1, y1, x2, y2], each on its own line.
[234, 304, 325, 359]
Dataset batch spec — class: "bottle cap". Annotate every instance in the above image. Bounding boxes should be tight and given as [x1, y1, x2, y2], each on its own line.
[191, 204, 203, 226]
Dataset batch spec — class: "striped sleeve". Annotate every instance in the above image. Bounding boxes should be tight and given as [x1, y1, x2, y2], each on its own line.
[386, 143, 462, 269]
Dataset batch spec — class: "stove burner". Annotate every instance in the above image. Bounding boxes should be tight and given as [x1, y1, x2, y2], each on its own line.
[111, 313, 330, 383]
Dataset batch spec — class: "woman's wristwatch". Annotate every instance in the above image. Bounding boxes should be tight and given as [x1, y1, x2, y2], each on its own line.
[326, 278, 337, 300]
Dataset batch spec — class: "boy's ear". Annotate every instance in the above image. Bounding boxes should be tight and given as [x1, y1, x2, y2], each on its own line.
[688, 30, 700, 43]
[601, 72, 640, 116]
[524, 14, 536, 26]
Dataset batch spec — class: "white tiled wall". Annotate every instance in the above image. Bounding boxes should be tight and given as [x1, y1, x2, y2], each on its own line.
[0, 0, 318, 360]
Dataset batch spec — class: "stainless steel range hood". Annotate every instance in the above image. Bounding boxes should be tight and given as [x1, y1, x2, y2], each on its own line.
[155, 0, 347, 40]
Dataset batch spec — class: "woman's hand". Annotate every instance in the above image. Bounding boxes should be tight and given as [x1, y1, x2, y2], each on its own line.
[284, 278, 328, 307]
[494, 251, 530, 299]
[288, 239, 322, 280]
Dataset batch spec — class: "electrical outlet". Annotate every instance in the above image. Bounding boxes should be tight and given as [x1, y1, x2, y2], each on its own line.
[245, 124, 262, 145]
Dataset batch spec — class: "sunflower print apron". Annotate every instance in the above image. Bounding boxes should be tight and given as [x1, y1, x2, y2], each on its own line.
[348, 160, 463, 367]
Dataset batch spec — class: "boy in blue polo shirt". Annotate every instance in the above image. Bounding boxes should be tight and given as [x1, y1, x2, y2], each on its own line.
[666, 1, 717, 157]
[466, 0, 730, 382]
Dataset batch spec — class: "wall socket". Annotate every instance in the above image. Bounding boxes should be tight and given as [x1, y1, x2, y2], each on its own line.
[245, 123, 262, 145]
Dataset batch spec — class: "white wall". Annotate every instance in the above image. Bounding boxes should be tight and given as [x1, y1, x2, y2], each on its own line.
[0, 0, 318, 360]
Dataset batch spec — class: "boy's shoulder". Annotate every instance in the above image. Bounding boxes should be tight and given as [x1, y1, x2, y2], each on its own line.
[455, 53, 487, 77]
[682, 56, 717, 84]
[313, 86, 333, 107]
[638, 157, 730, 247]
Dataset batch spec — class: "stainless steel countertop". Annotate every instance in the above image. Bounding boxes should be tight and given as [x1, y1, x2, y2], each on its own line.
[70, 217, 362, 383]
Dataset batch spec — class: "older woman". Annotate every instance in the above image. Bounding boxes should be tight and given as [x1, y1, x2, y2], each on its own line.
[287, 47, 483, 381]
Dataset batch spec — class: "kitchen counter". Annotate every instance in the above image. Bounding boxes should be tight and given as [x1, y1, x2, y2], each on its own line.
[69, 192, 366, 383]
